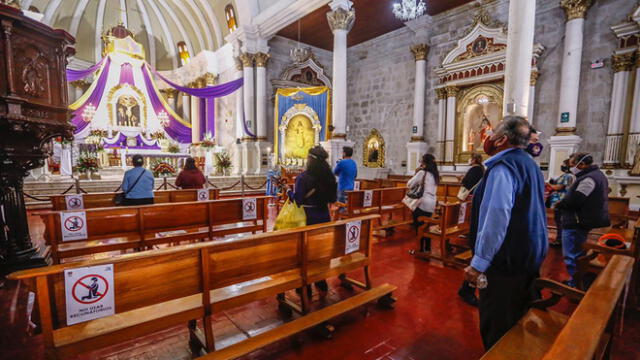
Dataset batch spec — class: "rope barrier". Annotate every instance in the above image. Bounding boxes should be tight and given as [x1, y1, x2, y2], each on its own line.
[23, 193, 51, 202]
[242, 180, 268, 190]
[60, 184, 75, 195]
[220, 181, 241, 191]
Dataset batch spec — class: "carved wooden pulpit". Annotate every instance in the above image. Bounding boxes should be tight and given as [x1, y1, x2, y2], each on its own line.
[0, 3, 75, 271]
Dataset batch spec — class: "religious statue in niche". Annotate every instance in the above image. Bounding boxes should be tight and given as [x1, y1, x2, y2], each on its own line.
[363, 129, 385, 168]
[457, 87, 502, 161]
[284, 115, 315, 160]
[467, 113, 493, 151]
[116, 95, 141, 127]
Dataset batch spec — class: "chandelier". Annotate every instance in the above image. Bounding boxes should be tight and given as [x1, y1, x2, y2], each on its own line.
[290, 19, 311, 64]
[392, 0, 427, 21]
[82, 103, 96, 122]
[157, 110, 170, 127]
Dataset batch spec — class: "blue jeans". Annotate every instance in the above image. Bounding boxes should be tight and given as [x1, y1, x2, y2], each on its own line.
[562, 228, 590, 280]
[337, 190, 347, 204]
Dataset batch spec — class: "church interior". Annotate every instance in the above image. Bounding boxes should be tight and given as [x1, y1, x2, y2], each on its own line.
[1, 0, 640, 359]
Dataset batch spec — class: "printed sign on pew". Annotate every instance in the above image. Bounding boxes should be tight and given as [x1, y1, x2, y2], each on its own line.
[362, 190, 373, 207]
[197, 189, 209, 201]
[243, 198, 257, 220]
[65, 264, 115, 325]
[65, 194, 84, 210]
[60, 211, 88, 241]
[345, 220, 362, 254]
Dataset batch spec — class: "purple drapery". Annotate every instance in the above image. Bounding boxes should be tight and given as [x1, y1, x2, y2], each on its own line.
[71, 57, 112, 134]
[103, 133, 160, 150]
[141, 65, 192, 143]
[66, 57, 106, 82]
[119, 63, 134, 85]
[149, 66, 246, 138]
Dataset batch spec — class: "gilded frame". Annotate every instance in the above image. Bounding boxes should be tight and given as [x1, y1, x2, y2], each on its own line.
[363, 129, 385, 168]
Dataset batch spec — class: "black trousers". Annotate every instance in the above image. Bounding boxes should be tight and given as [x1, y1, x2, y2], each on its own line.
[123, 197, 154, 206]
[479, 268, 537, 350]
[412, 208, 432, 252]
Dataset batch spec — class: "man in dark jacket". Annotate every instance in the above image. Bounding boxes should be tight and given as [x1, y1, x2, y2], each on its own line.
[553, 152, 610, 287]
[463, 116, 548, 350]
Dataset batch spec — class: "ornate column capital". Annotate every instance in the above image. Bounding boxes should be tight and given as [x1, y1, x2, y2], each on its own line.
[445, 86, 459, 98]
[239, 52, 255, 68]
[530, 71, 540, 86]
[327, 7, 355, 33]
[160, 88, 179, 99]
[254, 52, 270, 68]
[612, 53, 635, 73]
[69, 79, 88, 89]
[410, 44, 429, 61]
[203, 72, 217, 86]
[435, 88, 447, 100]
[560, 0, 593, 21]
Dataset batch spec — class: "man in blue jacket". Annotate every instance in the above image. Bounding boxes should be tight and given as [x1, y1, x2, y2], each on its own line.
[334, 146, 357, 204]
[463, 116, 548, 350]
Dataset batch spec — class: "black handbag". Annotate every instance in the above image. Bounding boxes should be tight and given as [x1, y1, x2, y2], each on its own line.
[406, 170, 427, 199]
[113, 169, 146, 205]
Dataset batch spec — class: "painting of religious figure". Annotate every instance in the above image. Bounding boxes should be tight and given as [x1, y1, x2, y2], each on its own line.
[116, 95, 141, 128]
[284, 115, 315, 160]
[363, 129, 385, 168]
[457, 87, 502, 160]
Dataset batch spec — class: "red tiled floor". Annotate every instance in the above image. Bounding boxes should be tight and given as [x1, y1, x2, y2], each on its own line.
[1, 212, 639, 359]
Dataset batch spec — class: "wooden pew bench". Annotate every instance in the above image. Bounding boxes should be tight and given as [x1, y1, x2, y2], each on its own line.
[481, 255, 634, 360]
[40, 197, 270, 263]
[336, 188, 412, 235]
[49, 188, 221, 211]
[8, 215, 396, 359]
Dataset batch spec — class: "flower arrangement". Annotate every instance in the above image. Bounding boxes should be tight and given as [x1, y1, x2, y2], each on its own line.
[200, 132, 216, 149]
[150, 131, 166, 140]
[152, 161, 175, 177]
[167, 142, 181, 154]
[215, 151, 232, 175]
[89, 129, 109, 138]
[76, 153, 100, 174]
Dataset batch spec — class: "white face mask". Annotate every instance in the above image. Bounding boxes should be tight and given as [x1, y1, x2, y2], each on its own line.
[570, 166, 580, 175]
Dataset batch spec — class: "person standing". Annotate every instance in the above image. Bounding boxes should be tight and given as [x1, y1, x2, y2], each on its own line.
[546, 159, 575, 247]
[289, 146, 338, 296]
[407, 153, 439, 253]
[175, 157, 206, 189]
[121, 154, 155, 205]
[334, 146, 357, 204]
[457, 152, 485, 306]
[463, 116, 548, 350]
[553, 153, 610, 287]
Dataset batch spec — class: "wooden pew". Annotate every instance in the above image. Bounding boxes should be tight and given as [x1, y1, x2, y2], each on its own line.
[436, 182, 462, 203]
[547, 196, 631, 233]
[481, 255, 634, 360]
[336, 188, 412, 234]
[8, 215, 396, 359]
[411, 200, 472, 266]
[40, 197, 270, 264]
[49, 188, 221, 211]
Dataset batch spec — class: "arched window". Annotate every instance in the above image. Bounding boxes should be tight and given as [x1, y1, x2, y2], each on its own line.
[177, 41, 190, 66]
[225, 4, 237, 33]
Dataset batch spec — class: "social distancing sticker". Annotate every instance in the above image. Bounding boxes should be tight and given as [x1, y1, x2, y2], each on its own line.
[345, 220, 362, 255]
[60, 211, 88, 241]
[197, 189, 209, 201]
[243, 198, 257, 220]
[64, 264, 115, 325]
[65, 194, 84, 210]
[363, 190, 373, 207]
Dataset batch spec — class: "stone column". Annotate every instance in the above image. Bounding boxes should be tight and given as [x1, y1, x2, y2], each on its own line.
[254, 52, 271, 174]
[322, 0, 355, 169]
[239, 52, 258, 174]
[182, 93, 191, 119]
[406, 44, 429, 174]
[435, 88, 448, 163]
[189, 79, 203, 143]
[604, 52, 634, 167]
[233, 59, 244, 175]
[626, 51, 640, 165]
[503, 0, 536, 117]
[445, 86, 459, 164]
[548, 0, 592, 179]
[528, 71, 539, 124]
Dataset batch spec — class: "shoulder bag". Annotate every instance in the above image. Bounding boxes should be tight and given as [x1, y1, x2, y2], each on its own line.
[403, 171, 427, 211]
[113, 169, 146, 205]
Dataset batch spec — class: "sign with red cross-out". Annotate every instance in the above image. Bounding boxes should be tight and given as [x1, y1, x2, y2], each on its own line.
[242, 198, 257, 220]
[345, 220, 362, 255]
[64, 264, 115, 325]
[60, 211, 88, 241]
[197, 189, 209, 201]
[65, 194, 84, 210]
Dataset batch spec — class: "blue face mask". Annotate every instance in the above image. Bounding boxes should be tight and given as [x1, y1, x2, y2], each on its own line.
[526, 142, 543, 157]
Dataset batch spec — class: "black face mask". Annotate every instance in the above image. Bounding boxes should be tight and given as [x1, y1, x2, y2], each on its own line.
[560, 165, 569, 173]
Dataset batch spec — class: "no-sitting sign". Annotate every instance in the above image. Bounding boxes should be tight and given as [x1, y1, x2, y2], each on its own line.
[64, 264, 115, 325]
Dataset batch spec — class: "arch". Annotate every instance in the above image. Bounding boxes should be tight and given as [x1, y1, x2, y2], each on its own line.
[170, 0, 207, 52]
[144, 0, 179, 69]
[135, 0, 157, 68]
[194, 0, 223, 48]
[184, 0, 216, 50]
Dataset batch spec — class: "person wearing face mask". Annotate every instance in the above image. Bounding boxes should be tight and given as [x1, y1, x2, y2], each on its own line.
[553, 152, 610, 287]
[463, 116, 548, 350]
[546, 159, 575, 247]
[526, 126, 543, 158]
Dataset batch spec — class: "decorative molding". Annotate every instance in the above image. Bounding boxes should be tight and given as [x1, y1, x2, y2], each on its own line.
[559, 0, 593, 21]
[327, 7, 355, 33]
[612, 52, 635, 73]
[530, 71, 539, 86]
[445, 86, 460, 98]
[410, 44, 429, 61]
[239, 52, 255, 68]
[254, 52, 270, 67]
[435, 87, 447, 100]
[556, 126, 577, 134]
[160, 88, 179, 99]
[274, 54, 332, 89]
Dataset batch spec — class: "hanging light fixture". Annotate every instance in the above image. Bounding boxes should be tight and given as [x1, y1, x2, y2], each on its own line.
[290, 19, 311, 63]
[157, 110, 170, 127]
[392, 0, 427, 21]
[82, 103, 96, 122]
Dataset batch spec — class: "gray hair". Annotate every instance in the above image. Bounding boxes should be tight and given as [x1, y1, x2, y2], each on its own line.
[494, 115, 531, 148]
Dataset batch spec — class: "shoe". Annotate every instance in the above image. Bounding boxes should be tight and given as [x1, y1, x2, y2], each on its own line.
[458, 288, 479, 307]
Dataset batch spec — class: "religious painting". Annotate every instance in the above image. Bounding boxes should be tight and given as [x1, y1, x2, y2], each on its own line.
[363, 129, 385, 168]
[284, 115, 315, 160]
[116, 95, 141, 127]
[455, 84, 503, 163]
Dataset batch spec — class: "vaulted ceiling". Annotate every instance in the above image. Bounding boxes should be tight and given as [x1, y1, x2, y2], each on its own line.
[277, 0, 475, 51]
[24, 0, 237, 70]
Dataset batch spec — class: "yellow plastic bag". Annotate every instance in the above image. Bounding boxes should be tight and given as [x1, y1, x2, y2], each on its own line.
[274, 199, 307, 230]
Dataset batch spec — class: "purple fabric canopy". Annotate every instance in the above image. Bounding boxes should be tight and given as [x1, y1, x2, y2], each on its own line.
[66, 57, 106, 82]
[149, 66, 248, 138]
[71, 57, 112, 134]
[119, 63, 134, 85]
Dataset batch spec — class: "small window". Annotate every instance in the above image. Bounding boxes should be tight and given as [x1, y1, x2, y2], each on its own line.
[225, 4, 237, 33]
[177, 41, 190, 66]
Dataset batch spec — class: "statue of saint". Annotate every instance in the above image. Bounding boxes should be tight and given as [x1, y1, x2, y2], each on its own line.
[478, 114, 492, 144]
[630, 142, 640, 176]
